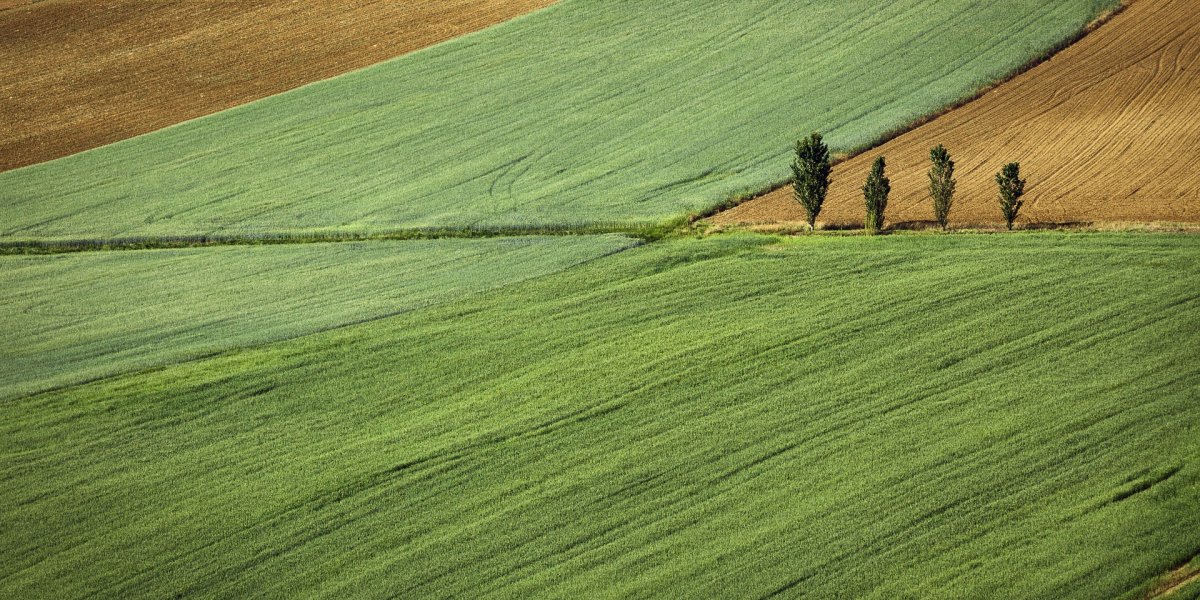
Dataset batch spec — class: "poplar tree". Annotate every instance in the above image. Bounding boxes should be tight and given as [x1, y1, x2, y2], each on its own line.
[792, 132, 831, 231]
[928, 145, 956, 230]
[996, 162, 1026, 230]
[862, 156, 890, 234]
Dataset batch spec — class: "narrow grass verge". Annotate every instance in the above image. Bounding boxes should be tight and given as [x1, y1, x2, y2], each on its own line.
[0, 219, 681, 255]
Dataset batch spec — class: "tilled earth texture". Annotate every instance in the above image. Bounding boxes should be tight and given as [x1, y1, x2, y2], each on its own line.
[715, 0, 1200, 228]
[0, 0, 556, 171]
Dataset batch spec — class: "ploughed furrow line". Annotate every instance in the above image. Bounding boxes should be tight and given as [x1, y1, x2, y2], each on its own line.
[0, 0, 556, 171]
[715, 0, 1200, 227]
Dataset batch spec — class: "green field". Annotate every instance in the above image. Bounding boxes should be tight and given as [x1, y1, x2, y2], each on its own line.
[0, 235, 636, 400]
[4, 232, 1197, 598]
[4, 0, 1192, 595]
[0, 0, 1118, 242]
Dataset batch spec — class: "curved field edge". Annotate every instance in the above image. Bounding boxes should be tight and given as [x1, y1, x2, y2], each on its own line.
[2, 232, 1197, 598]
[0, 0, 558, 171]
[1136, 556, 1200, 600]
[0, 234, 638, 401]
[715, 0, 1200, 228]
[0, 0, 1118, 242]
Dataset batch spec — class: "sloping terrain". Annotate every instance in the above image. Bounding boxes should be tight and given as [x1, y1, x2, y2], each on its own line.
[2, 233, 1197, 598]
[715, 0, 1200, 227]
[0, 0, 1116, 242]
[0, 0, 556, 171]
[0, 235, 636, 400]
[3, 2, 1194, 597]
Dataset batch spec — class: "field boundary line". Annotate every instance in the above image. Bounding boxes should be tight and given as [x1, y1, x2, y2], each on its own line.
[0, 221, 676, 255]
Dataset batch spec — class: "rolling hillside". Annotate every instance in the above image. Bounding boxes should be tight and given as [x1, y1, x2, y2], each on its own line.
[715, 0, 1200, 227]
[0, 0, 556, 170]
[3, 1, 1196, 597]
[2, 233, 1197, 598]
[0, 0, 1118, 242]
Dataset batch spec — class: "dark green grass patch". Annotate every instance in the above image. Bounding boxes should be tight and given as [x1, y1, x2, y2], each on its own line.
[0, 234, 637, 400]
[1, 232, 1197, 598]
[0, 0, 1117, 241]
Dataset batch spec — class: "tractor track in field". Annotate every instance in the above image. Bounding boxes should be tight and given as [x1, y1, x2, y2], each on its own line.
[713, 0, 1200, 228]
[0, 0, 556, 171]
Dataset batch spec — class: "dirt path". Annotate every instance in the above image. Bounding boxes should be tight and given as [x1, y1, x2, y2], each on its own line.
[0, 0, 555, 171]
[715, 0, 1200, 227]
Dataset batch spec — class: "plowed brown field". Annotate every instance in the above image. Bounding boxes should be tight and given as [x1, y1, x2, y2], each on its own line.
[0, 0, 555, 171]
[715, 0, 1200, 228]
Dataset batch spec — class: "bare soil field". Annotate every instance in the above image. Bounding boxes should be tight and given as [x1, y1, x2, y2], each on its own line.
[0, 0, 554, 171]
[715, 0, 1200, 228]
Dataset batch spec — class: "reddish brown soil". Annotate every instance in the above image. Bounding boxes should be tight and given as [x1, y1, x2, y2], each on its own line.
[715, 0, 1200, 227]
[0, 0, 556, 171]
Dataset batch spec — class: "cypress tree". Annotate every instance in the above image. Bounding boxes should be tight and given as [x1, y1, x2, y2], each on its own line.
[996, 162, 1027, 230]
[928, 145, 956, 230]
[862, 156, 890, 234]
[791, 132, 831, 231]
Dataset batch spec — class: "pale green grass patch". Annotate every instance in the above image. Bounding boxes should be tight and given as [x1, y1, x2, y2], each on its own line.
[0, 234, 637, 399]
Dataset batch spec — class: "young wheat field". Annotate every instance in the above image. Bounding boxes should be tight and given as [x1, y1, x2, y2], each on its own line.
[3, 233, 1197, 598]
